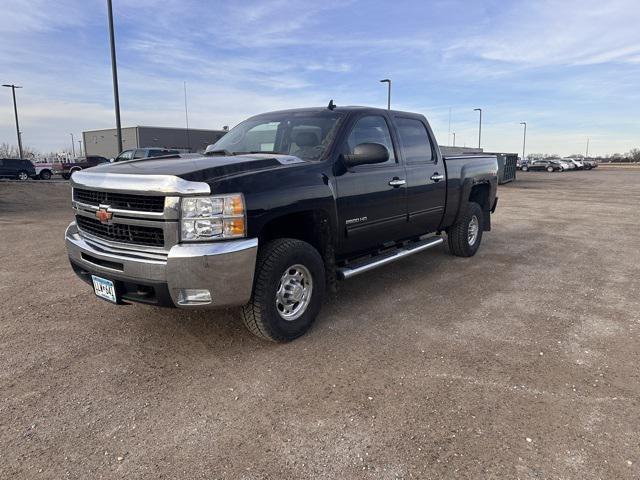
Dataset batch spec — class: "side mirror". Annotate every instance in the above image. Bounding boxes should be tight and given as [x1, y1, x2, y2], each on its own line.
[344, 143, 389, 167]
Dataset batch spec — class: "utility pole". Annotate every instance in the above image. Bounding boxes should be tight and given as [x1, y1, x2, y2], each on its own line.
[379, 79, 391, 110]
[184, 81, 191, 151]
[474, 108, 482, 148]
[586, 138, 590, 158]
[520, 122, 527, 163]
[2, 84, 24, 159]
[70, 133, 76, 158]
[107, 0, 123, 153]
[452, 132, 456, 147]
[448, 107, 452, 146]
[78, 140, 83, 157]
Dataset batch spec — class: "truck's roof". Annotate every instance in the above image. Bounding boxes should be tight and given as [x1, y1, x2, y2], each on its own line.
[251, 106, 425, 118]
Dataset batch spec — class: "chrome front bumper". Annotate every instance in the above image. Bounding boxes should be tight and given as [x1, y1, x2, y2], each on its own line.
[65, 222, 258, 308]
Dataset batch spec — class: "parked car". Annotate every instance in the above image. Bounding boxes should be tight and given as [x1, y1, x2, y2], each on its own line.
[61, 156, 110, 180]
[65, 105, 499, 342]
[0, 158, 37, 180]
[521, 160, 564, 172]
[582, 159, 597, 170]
[112, 148, 181, 163]
[563, 158, 584, 170]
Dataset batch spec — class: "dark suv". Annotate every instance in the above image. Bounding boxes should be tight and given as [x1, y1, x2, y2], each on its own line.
[0, 158, 37, 181]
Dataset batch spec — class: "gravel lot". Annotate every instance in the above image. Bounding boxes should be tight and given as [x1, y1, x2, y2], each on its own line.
[1, 169, 638, 479]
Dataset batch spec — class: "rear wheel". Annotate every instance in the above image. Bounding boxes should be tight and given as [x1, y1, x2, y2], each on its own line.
[39, 170, 52, 180]
[521, 165, 528, 172]
[547, 166, 554, 172]
[241, 238, 326, 342]
[16, 170, 29, 181]
[447, 202, 484, 257]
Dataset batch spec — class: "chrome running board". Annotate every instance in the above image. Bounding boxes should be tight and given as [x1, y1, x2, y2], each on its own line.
[337, 236, 444, 280]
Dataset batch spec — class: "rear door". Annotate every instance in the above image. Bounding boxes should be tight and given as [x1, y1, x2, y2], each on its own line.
[335, 113, 408, 255]
[394, 116, 446, 235]
[0, 160, 6, 177]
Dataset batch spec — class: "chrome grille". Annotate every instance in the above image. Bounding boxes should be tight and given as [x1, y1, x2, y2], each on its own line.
[76, 215, 164, 247]
[73, 188, 165, 213]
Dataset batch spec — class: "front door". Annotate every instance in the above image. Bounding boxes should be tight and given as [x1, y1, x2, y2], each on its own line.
[394, 116, 446, 235]
[335, 114, 408, 256]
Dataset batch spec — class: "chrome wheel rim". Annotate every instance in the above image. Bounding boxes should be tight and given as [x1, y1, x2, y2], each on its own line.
[275, 264, 313, 321]
[468, 215, 479, 246]
[18, 172, 28, 180]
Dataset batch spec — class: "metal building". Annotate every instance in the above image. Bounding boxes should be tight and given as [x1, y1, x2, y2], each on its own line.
[83, 126, 227, 158]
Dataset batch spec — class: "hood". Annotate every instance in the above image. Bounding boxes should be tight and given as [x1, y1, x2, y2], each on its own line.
[89, 153, 308, 183]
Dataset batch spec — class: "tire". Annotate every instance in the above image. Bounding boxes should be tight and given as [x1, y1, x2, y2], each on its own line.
[547, 166, 554, 172]
[241, 238, 326, 342]
[16, 170, 29, 181]
[62, 173, 71, 180]
[39, 170, 52, 180]
[447, 201, 484, 257]
[521, 166, 528, 172]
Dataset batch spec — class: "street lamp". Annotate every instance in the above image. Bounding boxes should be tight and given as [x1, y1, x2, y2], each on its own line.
[520, 122, 527, 163]
[2, 84, 24, 159]
[70, 133, 76, 158]
[379, 79, 391, 110]
[107, 0, 123, 153]
[452, 132, 456, 147]
[473, 108, 482, 148]
[78, 139, 83, 157]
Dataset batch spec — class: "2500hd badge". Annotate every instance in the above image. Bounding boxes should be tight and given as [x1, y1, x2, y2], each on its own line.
[66, 104, 498, 342]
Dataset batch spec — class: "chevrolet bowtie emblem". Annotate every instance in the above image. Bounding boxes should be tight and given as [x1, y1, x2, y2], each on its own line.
[95, 206, 113, 224]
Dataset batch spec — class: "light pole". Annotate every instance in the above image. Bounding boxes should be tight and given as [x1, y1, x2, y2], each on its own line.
[379, 79, 391, 110]
[70, 133, 76, 158]
[586, 138, 590, 158]
[473, 108, 482, 148]
[2, 84, 24, 159]
[107, 0, 123, 153]
[520, 122, 527, 163]
[452, 132, 456, 147]
[78, 140, 83, 157]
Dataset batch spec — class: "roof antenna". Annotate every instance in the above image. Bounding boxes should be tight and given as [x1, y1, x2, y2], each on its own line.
[327, 99, 336, 111]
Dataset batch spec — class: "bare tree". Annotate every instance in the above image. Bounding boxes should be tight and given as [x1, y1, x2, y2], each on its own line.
[627, 148, 640, 162]
[0, 142, 39, 159]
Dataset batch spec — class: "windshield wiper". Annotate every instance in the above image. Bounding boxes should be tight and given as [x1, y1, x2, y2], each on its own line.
[233, 150, 282, 155]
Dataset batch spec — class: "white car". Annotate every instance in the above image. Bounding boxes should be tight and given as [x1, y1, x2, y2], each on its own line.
[564, 158, 584, 169]
[558, 161, 572, 171]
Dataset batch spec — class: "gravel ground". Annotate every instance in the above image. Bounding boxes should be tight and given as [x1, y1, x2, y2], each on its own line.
[0, 168, 638, 479]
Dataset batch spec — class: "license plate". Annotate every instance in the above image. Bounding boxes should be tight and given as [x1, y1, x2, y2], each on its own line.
[91, 275, 117, 303]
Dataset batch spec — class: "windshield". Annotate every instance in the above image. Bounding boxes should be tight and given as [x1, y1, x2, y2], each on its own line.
[206, 111, 344, 160]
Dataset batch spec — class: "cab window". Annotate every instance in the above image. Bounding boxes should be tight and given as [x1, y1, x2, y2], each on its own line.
[116, 150, 134, 162]
[395, 117, 434, 164]
[346, 115, 396, 164]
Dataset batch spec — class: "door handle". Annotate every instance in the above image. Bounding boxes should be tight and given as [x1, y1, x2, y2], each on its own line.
[430, 173, 444, 182]
[388, 178, 406, 187]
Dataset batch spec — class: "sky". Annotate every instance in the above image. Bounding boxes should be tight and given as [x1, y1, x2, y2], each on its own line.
[1, 0, 639, 156]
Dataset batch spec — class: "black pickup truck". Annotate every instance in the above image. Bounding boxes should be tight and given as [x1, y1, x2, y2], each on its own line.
[65, 105, 498, 341]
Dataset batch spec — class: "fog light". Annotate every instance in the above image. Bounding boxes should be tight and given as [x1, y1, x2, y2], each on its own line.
[177, 289, 212, 305]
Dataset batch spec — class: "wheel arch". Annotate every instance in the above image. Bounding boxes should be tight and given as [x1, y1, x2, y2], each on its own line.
[257, 208, 337, 291]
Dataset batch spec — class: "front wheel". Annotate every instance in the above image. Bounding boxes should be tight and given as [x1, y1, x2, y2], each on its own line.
[521, 166, 528, 172]
[547, 166, 554, 172]
[39, 170, 52, 180]
[447, 201, 484, 257]
[241, 238, 326, 342]
[16, 170, 29, 181]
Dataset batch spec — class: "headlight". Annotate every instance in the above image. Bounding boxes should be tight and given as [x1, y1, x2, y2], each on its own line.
[180, 194, 246, 241]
